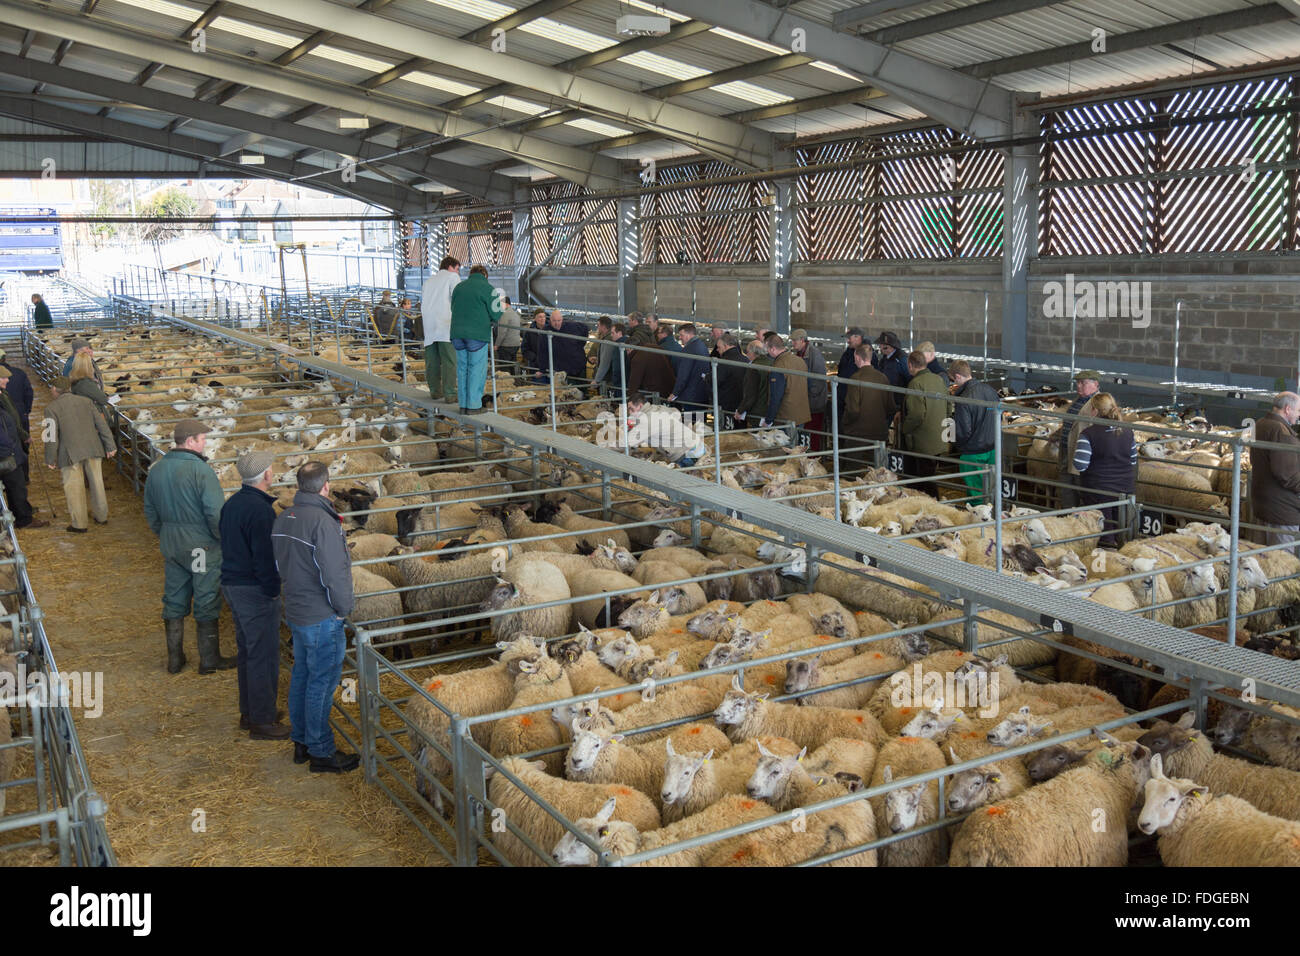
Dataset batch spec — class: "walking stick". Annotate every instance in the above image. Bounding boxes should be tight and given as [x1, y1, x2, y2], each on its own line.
[32, 456, 58, 519]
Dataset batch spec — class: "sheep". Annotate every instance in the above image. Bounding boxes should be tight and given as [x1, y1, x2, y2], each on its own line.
[784, 649, 906, 709]
[782, 592, 859, 644]
[948, 736, 1154, 867]
[923, 607, 1059, 669]
[868, 736, 949, 867]
[1119, 540, 1219, 627]
[481, 560, 573, 643]
[705, 520, 769, 558]
[350, 566, 402, 626]
[399, 547, 505, 618]
[404, 636, 547, 808]
[639, 545, 716, 575]
[700, 553, 782, 603]
[985, 702, 1126, 748]
[1004, 510, 1106, 555]
[566, 568, 649, 630]
[535, 501, 631, 551]
[488, 655, 575, 775]
[1138, 460, 1226, 515]
[1137, 713, 1300, 821]
[487, 757, 662, 867]
[943, 745, 1031, 815]
[564, 719, 731, 799]
[514, 549, 625, 581]
[814, 560, 943, 626]
[1136, 752, 1300, 866]
[658, 736, 802, 823]
[631, 561, 707, 615]
[713, 673, 887, 749]
[611, 684, 721, 744]
[1240, 544, 1300, 634]
[614, 594, 671, 638]
[746, 738, 876, 812]
[1210, 703, 1300, 770]
[550, 793, 776, 866]
[730, 743, 877, 867]
[556, 646, 640, 713]
[503, 506, 579, 553]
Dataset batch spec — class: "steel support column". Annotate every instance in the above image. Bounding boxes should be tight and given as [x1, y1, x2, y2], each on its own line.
[770, 158, 795, 336]
[1001, 101, 1037, 388]
[513, 184, 533, 306]
[618, 198, 639, 316]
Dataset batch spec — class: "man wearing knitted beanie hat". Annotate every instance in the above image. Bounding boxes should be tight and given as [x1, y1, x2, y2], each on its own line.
[218, 450, 288, 739]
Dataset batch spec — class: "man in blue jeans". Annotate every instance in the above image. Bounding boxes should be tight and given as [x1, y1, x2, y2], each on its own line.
[271, 461, 358, 773]
[219, 450, 289, 740]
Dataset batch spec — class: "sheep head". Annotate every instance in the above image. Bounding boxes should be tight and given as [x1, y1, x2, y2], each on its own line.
[652, 529, 686, 548]
[660, 738, 715, 810]
[880, 766, 927, 834]
[899, 704, 963, 739]
[550, 798, 638, 866]
[745, 743, 808, 802]
[1237, 556, 1269, 590]
[783, 653, 822, 697]
[1137, 752, 1209, 835]
[480, 577, 521, 613]
[945, 761, 1003, 814]
[616, 594, 670, 638]
[814, 610, 851, 640]
[596, 633, 642, 672]
[986, 705, 1053, 747]
[565, 719, 621, 776]
[714, 673, 763, 727]
[1023, 519, 1053, 548]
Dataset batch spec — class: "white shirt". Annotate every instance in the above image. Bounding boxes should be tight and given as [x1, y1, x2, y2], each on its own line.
[420, 269, 460, 345]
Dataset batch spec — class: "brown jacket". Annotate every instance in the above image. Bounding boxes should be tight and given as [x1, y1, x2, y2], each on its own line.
[842, 365, 893, 442]
[772, 349, 811, 426]
[43, 392, 115, 468]
[1251, 410, 1300, 525]
[626, 346, 676, 401]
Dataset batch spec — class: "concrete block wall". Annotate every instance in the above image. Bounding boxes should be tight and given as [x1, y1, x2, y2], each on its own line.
[1026, 256, 1300, 391]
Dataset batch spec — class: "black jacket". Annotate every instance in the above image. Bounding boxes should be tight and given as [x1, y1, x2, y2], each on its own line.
[926, 357, 951, 391]
[952, 378, 999, 455]
[5, 367, 33, 426]
[0, 404, 23, 465]
[716, 346, 747, 412]
[872, 348, 910, 411]
[33, 300, 53, 329]
[673, 337, 711, 405]
[271, 491, 353, 626]
[219, 484, 281, 597]
[549, 321, 590, 380]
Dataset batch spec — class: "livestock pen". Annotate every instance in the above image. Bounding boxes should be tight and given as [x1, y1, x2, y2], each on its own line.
[0, 482, 114, 866]
[21, 299, 1300, 866]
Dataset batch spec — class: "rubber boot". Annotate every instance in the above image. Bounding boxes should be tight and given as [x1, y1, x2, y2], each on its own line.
[165, 618, 187, 674]
[196, 619, 237, 674]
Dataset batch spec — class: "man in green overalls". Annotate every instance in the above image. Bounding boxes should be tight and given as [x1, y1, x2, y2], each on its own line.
[143, 418, 236, 674]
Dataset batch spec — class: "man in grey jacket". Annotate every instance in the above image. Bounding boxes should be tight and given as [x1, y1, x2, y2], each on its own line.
[271, 461, 358, 773]
[791, 330, 829, 451]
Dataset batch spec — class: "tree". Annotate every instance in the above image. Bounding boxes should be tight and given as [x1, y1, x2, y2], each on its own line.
[88, 180, 127, 243]
[140, 187, 199, 242]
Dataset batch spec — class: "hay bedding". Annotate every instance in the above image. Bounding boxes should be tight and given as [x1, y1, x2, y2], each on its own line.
[6, 369, 444, 867]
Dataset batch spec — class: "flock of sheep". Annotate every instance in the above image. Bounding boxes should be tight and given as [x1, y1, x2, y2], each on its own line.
[24, 320, 1300, 867]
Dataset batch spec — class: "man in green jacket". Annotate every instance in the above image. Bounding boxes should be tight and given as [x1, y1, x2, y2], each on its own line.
[449, 264, 503, 414]
[899, 350, 950, 498]
[143, 418, 236, 675]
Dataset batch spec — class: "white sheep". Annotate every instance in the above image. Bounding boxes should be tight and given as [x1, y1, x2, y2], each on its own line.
[658, 735, 802, 823]
[713, 673, 887, 749]
[868, 736, 949, 867]
[1136, 752, 1300, 865]
[550, 793, 775, 866]
[948, 735, 1153, 866]
[488, 758, 661, 867]
[481, 560, 572, 643]
[488, 655, 575, 775]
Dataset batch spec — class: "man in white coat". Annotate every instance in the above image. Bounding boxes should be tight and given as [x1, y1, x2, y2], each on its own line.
[623, 391, 709, 468]
[420, 255, 461, 403]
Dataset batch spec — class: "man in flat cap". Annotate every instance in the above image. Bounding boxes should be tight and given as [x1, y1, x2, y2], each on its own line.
[43, 376, 113, 532]
[872, 330, 910, 414]
[143, 418, 235, 675]
[1056, 370, 1102, 509]
[219, 450, 288, 740]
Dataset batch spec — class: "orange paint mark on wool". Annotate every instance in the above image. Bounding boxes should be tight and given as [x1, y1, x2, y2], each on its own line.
[732, 848, 751, 861]
[985, 806, 1006, 816]
[740, 800, 757, 810]
[766, 601, 778, 606]
[855, 716, 864, 724]
[688, 727, 702, 735]
[426, 679, 443, 691]
[615, 787, 635, 797]
[897, 736, 920, 743]
[816, 634, 832, 642]
[873, 653, 884, 659]
[518, 716, 533, 727]
[899, 707, 913, 716]
[962, 731, 981, 739]
[954, 651, 965, 657]
[1091, 693, 1106, 701]
[764, 675, 777, 685]
[672, 628, 684, 634]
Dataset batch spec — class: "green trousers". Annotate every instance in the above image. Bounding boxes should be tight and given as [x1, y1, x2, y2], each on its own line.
[957, 449, 997, 505]
[424, 342, 458, 401]
[162, 546, 222, 622]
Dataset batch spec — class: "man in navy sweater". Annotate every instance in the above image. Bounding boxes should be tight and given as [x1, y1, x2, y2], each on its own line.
[666, 323, 711, 415]
[218, 451, 288, 740]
